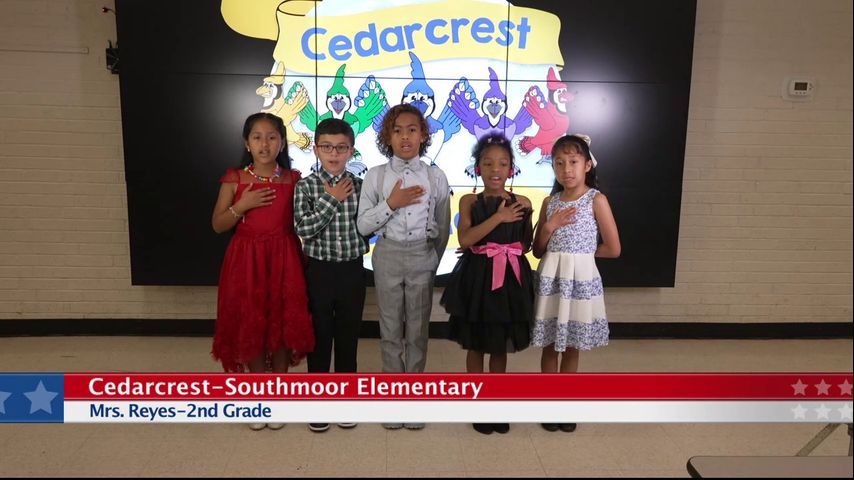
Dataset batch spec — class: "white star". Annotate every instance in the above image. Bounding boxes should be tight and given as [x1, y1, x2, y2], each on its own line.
[815, 404, 831, 420]
[791, 404, 808, 419]
[815, 380, 831, 395]
[0, 390, 10, 414]
[838, 403, 853, 421]
[838, 380, 852, 396]
[791, 379, 808, 395]
[23, 381, 58, 414]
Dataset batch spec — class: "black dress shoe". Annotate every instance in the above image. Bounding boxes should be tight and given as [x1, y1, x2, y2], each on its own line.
[541, 423, 560, 432]
[559, 423, 577, 432]
[308, 423, 330, 432]
[473, 423, 494, 435]
[492, 423, 510, 434]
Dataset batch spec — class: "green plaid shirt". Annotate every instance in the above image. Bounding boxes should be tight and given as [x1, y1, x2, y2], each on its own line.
[294, 169, 368, 262]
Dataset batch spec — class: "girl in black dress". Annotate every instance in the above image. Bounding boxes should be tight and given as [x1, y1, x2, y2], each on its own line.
[440, 134, 534, 435]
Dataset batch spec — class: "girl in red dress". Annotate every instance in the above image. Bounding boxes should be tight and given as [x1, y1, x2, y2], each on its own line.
[211, 113, 314, 392]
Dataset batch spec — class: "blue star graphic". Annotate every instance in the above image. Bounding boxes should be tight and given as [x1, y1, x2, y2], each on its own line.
[0, 390, 11, 414]
[23, 381, 58, 414]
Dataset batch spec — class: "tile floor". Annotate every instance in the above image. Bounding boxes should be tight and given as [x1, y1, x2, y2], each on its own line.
[0, 337, 851, 477]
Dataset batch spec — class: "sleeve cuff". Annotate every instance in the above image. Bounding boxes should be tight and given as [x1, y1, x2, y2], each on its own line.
[318, 192, 341, 213]
[378, 201, 394, 221]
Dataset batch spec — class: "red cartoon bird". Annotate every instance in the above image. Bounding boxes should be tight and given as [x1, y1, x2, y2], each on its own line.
[518, 68, 573, 164]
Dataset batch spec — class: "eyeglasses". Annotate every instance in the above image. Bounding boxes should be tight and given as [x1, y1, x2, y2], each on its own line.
[316, 144, 352, 154]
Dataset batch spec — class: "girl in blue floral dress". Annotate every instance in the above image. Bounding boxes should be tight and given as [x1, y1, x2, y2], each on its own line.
[531, 134, 621, 433]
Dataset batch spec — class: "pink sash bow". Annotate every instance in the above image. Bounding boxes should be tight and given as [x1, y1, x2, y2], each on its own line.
[470, 241, 523, 291]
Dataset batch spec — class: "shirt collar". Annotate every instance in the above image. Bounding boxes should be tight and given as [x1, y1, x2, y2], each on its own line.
[318, 167, 346, 183]
[390, 155, 424, 172]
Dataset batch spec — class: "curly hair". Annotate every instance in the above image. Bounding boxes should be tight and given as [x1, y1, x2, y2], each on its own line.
[472, 133, 514, 169]
[376, 104, 432, 158]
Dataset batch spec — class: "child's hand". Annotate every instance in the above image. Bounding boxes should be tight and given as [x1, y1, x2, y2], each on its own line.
[494, 199, 525, 224]
[323, 178, 355, 202]
[386, 179, 425, 210]
[545, 207, 577, 232]
[234, 184, 276, 213]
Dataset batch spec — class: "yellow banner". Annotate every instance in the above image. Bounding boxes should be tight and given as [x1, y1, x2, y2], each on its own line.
[222, 0, 563, 75]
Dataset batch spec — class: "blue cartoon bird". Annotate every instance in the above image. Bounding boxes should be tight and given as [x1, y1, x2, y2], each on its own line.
[371, 52, 465, 164]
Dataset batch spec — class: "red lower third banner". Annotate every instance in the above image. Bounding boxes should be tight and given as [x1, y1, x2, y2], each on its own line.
[4, 373, 851, 423]
[64, 373, 853, 400]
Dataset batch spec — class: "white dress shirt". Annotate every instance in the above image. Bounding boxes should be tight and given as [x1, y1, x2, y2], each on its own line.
[357, 156, 451, 260]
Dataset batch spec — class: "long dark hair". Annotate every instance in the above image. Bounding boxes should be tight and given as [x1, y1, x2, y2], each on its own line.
[240, 112, 291, 169]
[550, 134, 597, 194]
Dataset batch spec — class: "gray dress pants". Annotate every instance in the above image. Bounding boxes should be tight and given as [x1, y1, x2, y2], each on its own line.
[371, 237, 439, 373]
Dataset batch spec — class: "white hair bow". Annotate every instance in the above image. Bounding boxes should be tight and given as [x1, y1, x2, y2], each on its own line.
[572, 134, 597, 168]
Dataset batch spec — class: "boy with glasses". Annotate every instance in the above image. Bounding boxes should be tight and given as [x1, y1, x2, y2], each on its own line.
[294, 118, 368, 433]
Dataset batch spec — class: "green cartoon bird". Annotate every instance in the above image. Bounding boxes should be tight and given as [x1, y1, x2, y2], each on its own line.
[297, 64, 386, 135]
[286, 64, 386, 176]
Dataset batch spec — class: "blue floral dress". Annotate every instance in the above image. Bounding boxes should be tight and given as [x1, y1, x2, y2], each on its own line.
[532, 189, 609, 351]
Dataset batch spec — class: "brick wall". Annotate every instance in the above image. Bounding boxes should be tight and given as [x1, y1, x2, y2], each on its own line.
[0, 0, 851, 324]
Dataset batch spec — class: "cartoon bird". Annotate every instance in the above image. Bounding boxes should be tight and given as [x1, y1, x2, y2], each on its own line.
[294, 64, 387, 175]
[255, 61, 311, 150]
[447, 67, 533, 178]
[297, 64, 385, 136]
[447, 67, 533, 142]
[518, 68, 573, 164]
[370, 52, 465, 164]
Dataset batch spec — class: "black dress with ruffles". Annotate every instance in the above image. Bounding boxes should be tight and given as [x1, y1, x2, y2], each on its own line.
[441, 193, 534, 354]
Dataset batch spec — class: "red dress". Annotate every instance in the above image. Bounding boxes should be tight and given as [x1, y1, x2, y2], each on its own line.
[212, 168, 315, 372]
